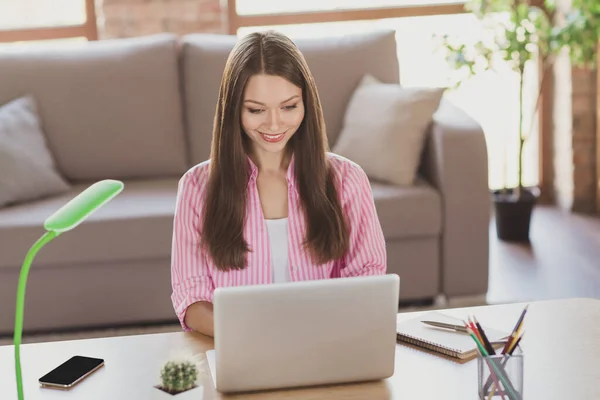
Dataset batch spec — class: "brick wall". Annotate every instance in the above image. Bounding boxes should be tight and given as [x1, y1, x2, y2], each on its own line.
[551, 0, 598, 214]
[96, 0, 228, 40]
[552, 49, 575, 211]
[571, 68, 598, 213]
[552, 60, 598, 214]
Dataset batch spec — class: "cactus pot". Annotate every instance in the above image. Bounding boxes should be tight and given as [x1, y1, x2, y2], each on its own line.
[154, 384, 199, 396]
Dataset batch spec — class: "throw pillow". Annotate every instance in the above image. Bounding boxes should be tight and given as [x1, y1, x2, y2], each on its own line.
[332, 74, 446, 186]
[0, 95, 71, 208]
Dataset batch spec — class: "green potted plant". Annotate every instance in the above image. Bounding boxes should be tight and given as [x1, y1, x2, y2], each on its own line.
[437, 0, 599, 242]
[155, 358, 200, 395]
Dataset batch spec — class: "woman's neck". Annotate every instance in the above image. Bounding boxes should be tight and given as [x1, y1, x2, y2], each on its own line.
[251, 148, 291, 174]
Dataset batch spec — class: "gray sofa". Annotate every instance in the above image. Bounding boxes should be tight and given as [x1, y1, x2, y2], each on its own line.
[0, 30, 490, 334]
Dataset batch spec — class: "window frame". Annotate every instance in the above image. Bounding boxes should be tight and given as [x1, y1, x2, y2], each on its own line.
[227, 0, 471, 34]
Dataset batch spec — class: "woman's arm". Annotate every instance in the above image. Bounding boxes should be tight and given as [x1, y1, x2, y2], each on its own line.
[171, 167, 216, 336]
[184, 301, 214, 337]
[339, 162, 387, 277]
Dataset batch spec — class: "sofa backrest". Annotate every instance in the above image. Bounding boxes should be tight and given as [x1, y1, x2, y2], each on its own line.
[0, 34, 188, 182]
[181, 30, 400, 166]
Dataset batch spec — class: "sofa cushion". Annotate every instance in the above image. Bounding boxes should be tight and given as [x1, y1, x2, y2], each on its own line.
[0, 179, 178, 269]
[333, 74, 445, 186]
[372, 178, 442, 239]
[0, 34, 188, 182]
[181, 30, 400, 165]
[0, 95, 71, 208]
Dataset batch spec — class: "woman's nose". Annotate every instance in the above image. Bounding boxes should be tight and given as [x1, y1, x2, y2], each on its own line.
[267, 110, 282, 132]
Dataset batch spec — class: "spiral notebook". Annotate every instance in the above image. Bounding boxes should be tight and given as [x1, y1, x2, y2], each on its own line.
[396, 311, 508, 360]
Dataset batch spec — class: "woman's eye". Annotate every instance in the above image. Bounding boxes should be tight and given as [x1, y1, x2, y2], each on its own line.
[248, 108, 264, 114]
[284, 104, 297, 111]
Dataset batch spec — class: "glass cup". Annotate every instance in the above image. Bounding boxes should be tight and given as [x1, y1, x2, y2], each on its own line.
[477, 346, 524, 400]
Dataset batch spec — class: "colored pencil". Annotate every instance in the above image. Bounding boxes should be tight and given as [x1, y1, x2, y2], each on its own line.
[468, 316, 485, 344]
[502, 304, 529, 354]
[508, 332, 525, 355]
[474, 316, 496, 355]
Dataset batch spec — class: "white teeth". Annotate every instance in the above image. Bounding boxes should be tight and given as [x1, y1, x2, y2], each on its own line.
[262, 133, 283, 139]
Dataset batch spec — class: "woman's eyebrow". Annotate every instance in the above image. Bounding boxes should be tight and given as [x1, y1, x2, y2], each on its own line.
[243, 95, 300, 106]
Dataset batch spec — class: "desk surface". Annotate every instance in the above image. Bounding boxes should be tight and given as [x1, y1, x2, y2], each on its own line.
[1, 298, 599, 400]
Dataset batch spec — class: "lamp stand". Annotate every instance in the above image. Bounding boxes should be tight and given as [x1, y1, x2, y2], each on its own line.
[14, 231, 58, 400]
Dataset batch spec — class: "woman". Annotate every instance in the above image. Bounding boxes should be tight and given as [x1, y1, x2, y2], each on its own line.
[170, 31, 386, 337]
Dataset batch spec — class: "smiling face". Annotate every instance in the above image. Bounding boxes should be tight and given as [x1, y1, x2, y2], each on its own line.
[241, 74, 305, 159]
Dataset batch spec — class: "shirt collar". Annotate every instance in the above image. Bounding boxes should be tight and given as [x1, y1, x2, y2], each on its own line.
[246, 153, 297, 192]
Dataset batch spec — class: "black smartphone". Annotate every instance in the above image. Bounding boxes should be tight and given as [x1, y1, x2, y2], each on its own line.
[39, 356, 104, 389]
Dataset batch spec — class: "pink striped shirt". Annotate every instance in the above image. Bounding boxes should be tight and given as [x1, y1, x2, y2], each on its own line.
[170, 153, 386, 331]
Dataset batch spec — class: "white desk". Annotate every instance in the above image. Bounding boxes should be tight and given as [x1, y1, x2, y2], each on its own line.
[1, 298, 599, 399]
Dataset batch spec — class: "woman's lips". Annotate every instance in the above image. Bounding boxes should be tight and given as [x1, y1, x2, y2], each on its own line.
[259, 130, 286, 143]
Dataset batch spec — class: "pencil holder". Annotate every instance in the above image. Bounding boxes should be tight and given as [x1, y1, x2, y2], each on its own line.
[477, 346, 523, 400]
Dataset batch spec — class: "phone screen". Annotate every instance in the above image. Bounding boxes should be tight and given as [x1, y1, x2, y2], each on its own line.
[39, 356, 104, 386]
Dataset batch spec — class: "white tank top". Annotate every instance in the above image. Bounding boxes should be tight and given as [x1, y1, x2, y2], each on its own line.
[264, 218, 290, 284]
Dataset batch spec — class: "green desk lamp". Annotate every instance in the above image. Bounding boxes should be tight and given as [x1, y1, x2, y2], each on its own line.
[13, 179, 124, 400]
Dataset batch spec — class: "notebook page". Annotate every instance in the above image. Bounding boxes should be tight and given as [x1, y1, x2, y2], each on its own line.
[397, 311, 508, 355]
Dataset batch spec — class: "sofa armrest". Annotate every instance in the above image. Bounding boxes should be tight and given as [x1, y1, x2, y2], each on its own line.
[420, 98, 490, 297]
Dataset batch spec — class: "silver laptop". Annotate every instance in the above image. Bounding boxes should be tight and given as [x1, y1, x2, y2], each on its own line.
[206, 273, 400, 393]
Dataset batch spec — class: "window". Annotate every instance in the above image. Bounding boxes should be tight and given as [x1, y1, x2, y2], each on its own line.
[0, 0, 86, 30]
[238, 13, 540, 190]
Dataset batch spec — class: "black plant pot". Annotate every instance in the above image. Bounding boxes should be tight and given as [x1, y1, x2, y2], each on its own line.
[492, 187, 539, 242]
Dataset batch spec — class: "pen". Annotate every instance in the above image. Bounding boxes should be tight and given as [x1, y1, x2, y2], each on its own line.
[421, 320, 468, 332]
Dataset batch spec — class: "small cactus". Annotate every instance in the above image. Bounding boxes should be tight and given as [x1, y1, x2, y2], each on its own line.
[159, 359, 198, 394]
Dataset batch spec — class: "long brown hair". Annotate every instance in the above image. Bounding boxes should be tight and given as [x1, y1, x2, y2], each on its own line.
[201, 30, 349, 271]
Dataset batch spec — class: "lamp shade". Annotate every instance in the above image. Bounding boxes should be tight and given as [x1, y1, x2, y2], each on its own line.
[44, 179, 124, 233]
